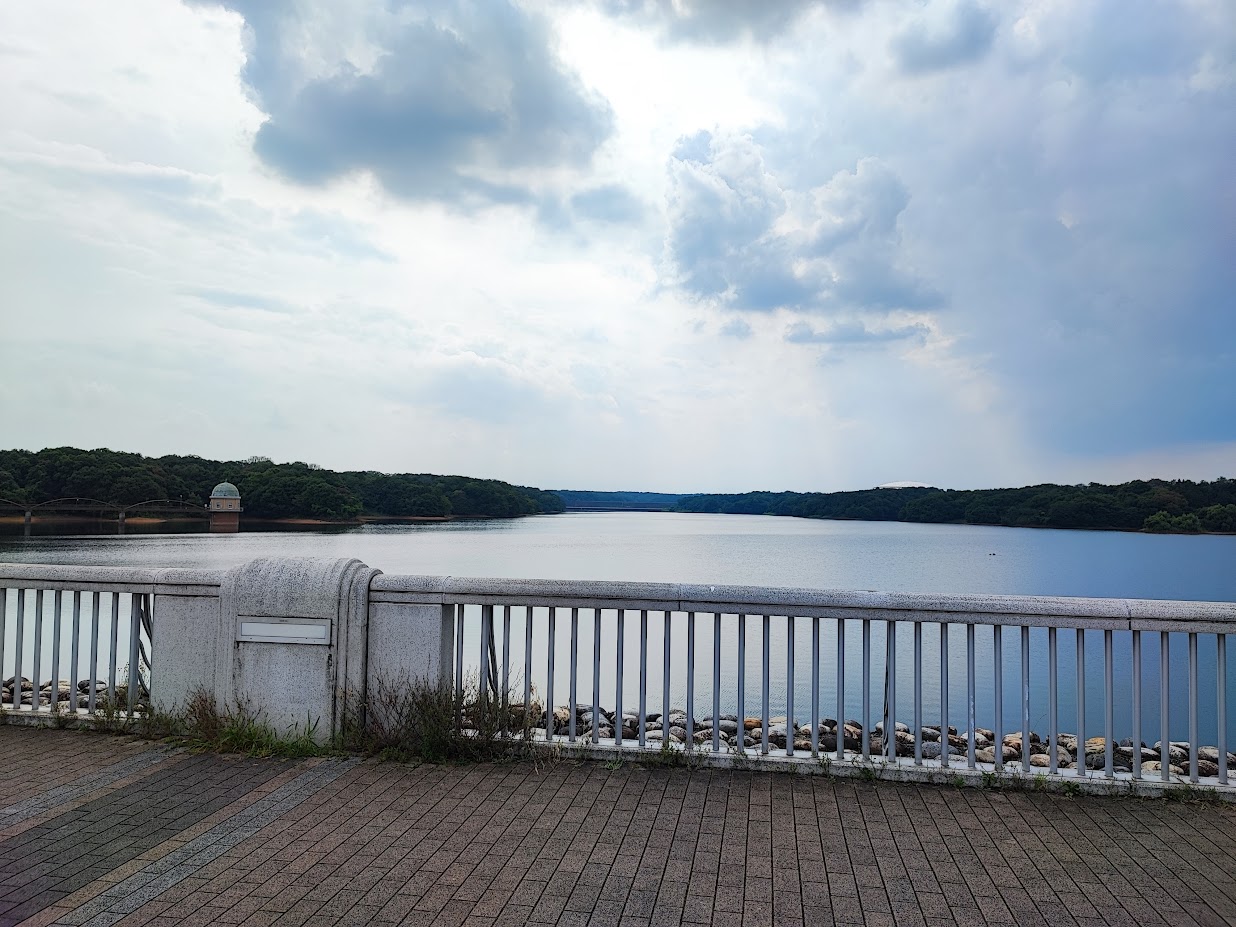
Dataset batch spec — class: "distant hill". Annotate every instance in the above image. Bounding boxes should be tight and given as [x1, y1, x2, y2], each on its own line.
[673, 479, 1236, 534]
[554, 490, 686, 512]
[0, 447, 564, 521]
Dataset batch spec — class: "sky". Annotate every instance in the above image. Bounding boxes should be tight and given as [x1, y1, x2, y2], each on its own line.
[1, 0, 1233, 493]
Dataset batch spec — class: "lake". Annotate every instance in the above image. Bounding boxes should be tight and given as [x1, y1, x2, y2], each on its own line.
[3, 513, 1234, 745]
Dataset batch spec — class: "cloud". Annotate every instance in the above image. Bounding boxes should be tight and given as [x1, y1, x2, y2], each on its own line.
[188, 287, 298, 314]
[719, 318, 753, 340]
[598, 0, 853, 44]
[665, 135, 938, 315]
[206, 0, 613, 206]
[415, 356, 560, 426]
[568, 184, 644, 223]
[784, 320, 929, 345]
[891, 0, 997, 74]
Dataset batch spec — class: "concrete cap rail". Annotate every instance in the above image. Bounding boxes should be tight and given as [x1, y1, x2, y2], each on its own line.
[0, 563, 224, 596]
[370, 573, 1236, 632]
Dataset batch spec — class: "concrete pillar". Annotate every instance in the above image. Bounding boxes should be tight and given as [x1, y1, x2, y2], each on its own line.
[150, 557, 461, 742]
[215, 557, 380, 741]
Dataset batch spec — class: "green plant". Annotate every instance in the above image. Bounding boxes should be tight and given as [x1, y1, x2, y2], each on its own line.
[90, 693, 126, 733]
[48, 697, 72, 730]
[1062, 781, 1082, 797]
[177, 690, 328, 759]
[980, 771, 999, 789]
[338, 673, 524, 764]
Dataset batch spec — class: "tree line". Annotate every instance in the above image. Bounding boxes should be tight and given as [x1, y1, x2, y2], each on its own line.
[674, 479, 1236, 534]
[0, 447, 565, 521]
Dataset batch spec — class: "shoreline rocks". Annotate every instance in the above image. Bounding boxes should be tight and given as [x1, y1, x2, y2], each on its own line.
[494, 699, 1235, 779]
[2, 676, 121, 710]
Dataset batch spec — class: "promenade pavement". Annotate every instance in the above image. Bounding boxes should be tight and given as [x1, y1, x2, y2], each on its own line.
[1, 728, 1234, 927]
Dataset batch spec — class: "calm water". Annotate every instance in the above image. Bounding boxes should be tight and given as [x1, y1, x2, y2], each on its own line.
[3, 514, 1234, 745]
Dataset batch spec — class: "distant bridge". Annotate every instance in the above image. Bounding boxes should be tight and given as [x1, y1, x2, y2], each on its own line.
[0, 497, 209, 522]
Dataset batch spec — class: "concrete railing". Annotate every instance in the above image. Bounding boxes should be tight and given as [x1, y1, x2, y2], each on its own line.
[3, 558, 1233, 794]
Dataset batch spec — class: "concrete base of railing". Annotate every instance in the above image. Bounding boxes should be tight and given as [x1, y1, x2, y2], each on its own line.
[0, 705, 142, 733]
[535, 739, 1236, 801]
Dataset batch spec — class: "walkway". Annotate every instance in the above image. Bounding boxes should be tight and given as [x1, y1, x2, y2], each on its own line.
[1, 729, 1234, 927]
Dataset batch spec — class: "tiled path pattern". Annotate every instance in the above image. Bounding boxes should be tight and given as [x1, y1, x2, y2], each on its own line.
[1, 729, 1234, 927]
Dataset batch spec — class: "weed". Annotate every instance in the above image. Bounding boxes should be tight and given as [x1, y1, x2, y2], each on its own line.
[1062, 781, 1082, 797]
[90, 695, 126, 734]
[1162, 783, 1222, 804]
[174, 690, 329, 759]
[980, 771, 999, 789]
[603, 757, 623, 771]
[48, 698, 72, 730]
[338, 674, 524, 764]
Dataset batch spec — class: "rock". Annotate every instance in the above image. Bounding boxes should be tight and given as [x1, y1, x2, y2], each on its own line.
[1085, 753, 1107, 770]
[975, 728, 994, 741]
[717, 720, 739, 735]
[793, 738, 812, 751]
[694, 730, 712, 743]
[1029, 754, 1052, 767]
[1141, 760, 1185, 775]
[975, 748, 996, 764]
[1197, 760, 1220, 778]
[646, 729, 664, 741]
[921, 742, 961, 760]
[668, 727, 687, 743]
[919, 727, 941, 743]
[744, 718, 762, 731]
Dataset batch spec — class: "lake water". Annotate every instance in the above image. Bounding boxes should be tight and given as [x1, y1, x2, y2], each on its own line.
[3, 514, 1234, 746]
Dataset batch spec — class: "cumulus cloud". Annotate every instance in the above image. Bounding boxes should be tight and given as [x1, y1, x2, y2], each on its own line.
[568, 184, 644, 223]
[205, 0, 612, 206]
[665, 135, 938, 316]
[891, 0, 997, 74]
[719, 318, 753, 340]
[784, 320, 929, 345]
[597, 0, 831, 44]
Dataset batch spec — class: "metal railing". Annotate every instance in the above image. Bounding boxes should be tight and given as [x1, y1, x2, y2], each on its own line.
[0, 565, 219, 720]
[371, 576, 1236, 788]
[0, 587, 151, 716]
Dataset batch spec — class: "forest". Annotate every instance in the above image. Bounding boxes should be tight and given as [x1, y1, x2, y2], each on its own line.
[0, 447, 565, 521]
[674, 479, 1236, 534]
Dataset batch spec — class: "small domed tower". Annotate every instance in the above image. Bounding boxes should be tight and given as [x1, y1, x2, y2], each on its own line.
[208, 481, 242, 533]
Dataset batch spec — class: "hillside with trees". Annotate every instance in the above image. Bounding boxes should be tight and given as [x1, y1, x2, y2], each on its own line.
[0, 447, 564, 521]
[674, 479, 1236, 534]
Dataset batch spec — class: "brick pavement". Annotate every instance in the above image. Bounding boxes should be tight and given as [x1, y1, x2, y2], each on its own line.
[1, 727, 1234, 927]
